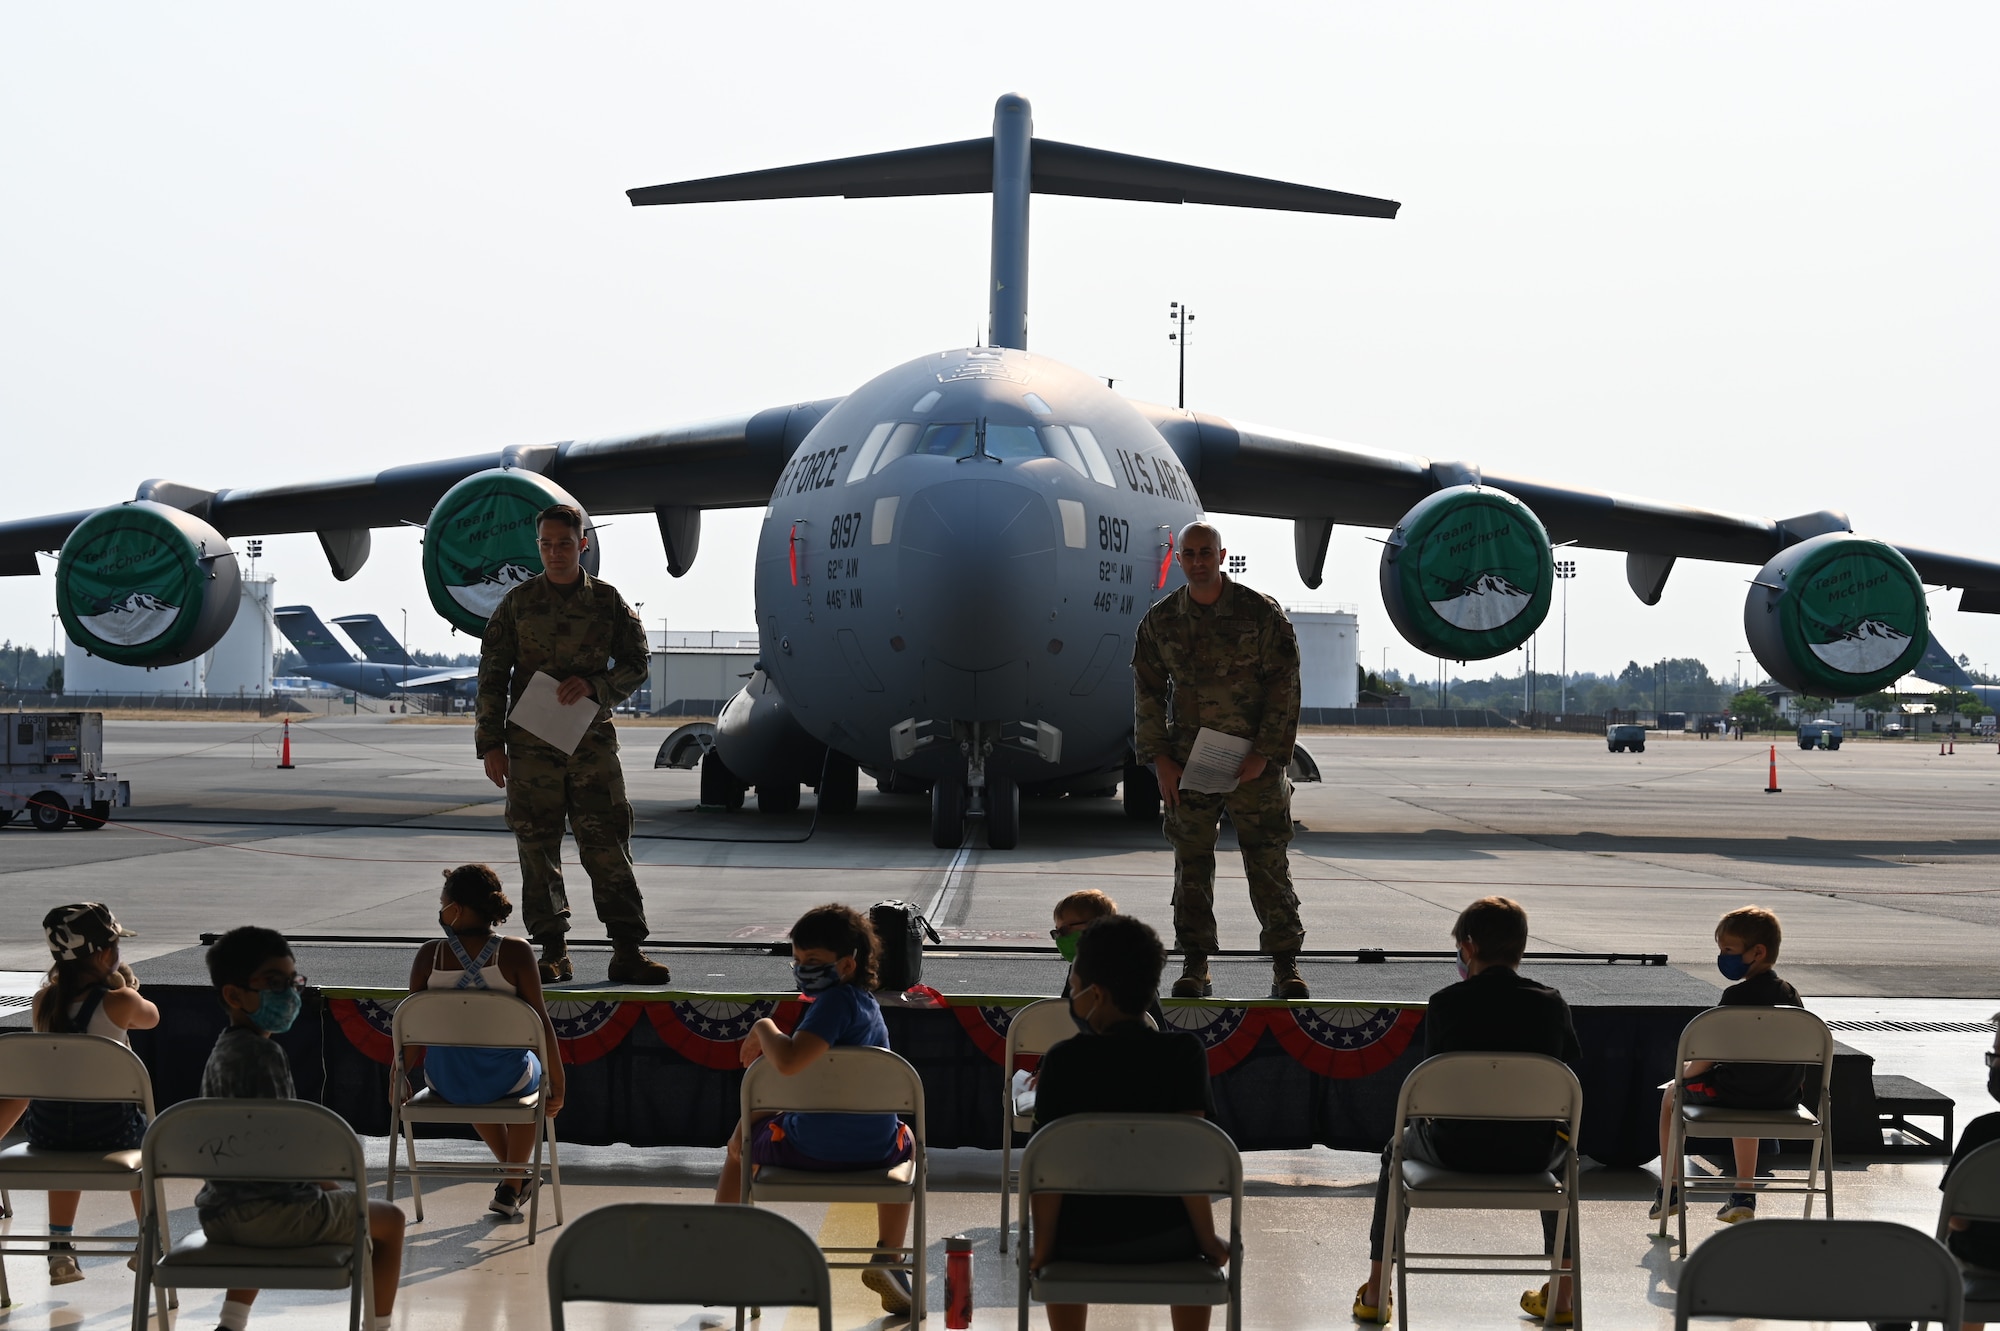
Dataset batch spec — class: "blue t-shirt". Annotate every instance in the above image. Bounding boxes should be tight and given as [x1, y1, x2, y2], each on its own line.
[781, 982, 899, 1162]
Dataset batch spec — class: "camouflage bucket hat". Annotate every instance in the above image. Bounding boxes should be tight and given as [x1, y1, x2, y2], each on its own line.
[43, 902, 137, 962]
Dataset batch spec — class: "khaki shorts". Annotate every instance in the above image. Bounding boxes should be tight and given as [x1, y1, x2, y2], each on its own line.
[202, 1188, 359, 1247]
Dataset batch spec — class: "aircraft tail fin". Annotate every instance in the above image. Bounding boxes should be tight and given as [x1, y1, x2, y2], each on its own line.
[274, 606, 355, 666]
[1912, 632, 1978, 690]
[331, 613, 415, 665]
[629, 94, 1397, 350]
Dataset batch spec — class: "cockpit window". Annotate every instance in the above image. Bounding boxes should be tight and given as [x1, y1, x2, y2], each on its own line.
[859, 418, 1119, 482]
[845, 422, 896, 483]
[1022, 392, 1053, 416]
[868, 422, 924, 476]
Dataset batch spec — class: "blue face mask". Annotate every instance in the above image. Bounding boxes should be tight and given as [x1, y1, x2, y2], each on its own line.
[1455, 958, 1470, 981]
[1716, 952, 1752, 982]
[793, 961, 841, 995]
[1068, 990, 1098, 1035]
[250, 986, 301, 1034]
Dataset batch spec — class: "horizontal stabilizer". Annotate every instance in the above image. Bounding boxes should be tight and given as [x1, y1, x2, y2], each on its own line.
[630, 138, 1399, 218]
[1912, 634, 1977, 690]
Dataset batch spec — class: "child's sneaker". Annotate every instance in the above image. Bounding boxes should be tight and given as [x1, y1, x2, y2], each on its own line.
[1717, 1192, 1757, 1223]
[1350, 1282, 1389, 1322]
[1648, 1185, 1682, 1221]
[1519, 1282, 1574, 1325]
[488, 1181, 523, 1220]
[47, 1250, 83, 1285]
[861, 1252, 913, 1315]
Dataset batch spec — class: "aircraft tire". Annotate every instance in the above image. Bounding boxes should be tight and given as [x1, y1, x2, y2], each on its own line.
[757, 781, 800, 816]
[30, 792, 69, 833]
[699, 749, 747, 812]
[72, 801, 111, 831]
[930, 779, 965, 848]
[1122, 762, 1161, 820]
[986, 775, 1020, 850]
[818, 752, 859, 815]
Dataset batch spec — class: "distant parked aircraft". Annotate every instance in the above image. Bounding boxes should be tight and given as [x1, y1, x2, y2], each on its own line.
[274, 606, 477, 699]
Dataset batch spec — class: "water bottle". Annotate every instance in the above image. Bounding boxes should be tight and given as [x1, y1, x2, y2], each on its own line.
[945, 1234, 973, 1329]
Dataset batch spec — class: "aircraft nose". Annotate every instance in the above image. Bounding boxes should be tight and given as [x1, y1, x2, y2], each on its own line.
[898, 477, 1058, 670]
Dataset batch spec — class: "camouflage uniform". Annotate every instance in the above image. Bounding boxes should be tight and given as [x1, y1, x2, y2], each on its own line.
[1132, 576, 1304, 957]
[476, 571, 652, 944]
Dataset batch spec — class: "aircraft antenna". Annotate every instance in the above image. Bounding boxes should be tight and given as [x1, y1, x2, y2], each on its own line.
[1167, 302, 1195, 408]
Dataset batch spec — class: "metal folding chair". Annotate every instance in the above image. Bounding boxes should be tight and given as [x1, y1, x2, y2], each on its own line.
[387, 989, 564, 1239]
[1016, 1113, 1242, 1331]
[0, 1032, 158, 1309]
[1659, 1005, 1835, 1257]
[1380, 1052, 1584, 1330]
[741, 1045, 927, 1324]
[1936, 1137, 2000, 1324]
[998, 998, 1078, 1254]
[133, 1098, 373, 1331]
[548, 1202, 833, 1331]
[1674, 1218, 1960, 1328]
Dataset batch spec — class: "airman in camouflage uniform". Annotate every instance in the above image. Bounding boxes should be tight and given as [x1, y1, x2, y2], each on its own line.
[477, 505, 669, 985]
[1132, 520, 1307, 999]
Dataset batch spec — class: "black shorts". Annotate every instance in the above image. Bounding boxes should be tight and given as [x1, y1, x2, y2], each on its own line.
[27, 1100, 146, 1152]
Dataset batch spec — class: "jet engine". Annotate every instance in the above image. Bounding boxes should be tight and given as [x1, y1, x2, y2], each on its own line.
[1743, 533, 1927, 696]
[709, 669, 829, 814]
[1379, 485, 1552, 659]
[55, 501, 241, 667]
[422, 468, 598, 634]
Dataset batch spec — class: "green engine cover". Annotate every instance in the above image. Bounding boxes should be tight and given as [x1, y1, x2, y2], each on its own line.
[55, 501, 241, 666]
[422, 468, 597, 635]
[1379, 486, 1553, 660]
[1743, 533, 1927, 696]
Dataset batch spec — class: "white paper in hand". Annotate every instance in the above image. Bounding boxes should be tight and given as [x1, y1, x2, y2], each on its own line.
[507, 671, 597, 756]
[1179, 727, 1255, 794]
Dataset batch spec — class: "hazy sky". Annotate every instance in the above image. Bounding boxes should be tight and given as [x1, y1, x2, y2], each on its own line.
[3, 4, 1996, 685]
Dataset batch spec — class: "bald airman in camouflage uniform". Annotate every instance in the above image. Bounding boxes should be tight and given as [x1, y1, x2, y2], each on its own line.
[477, 504, 670, 985]
[1133, 520, 1308, 1000]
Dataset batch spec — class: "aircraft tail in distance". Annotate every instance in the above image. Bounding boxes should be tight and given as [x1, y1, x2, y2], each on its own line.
[274, 606, 356, 665]
[331, 614, 416, 665]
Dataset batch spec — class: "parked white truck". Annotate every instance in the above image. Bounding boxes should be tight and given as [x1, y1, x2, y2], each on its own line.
[1, 711, 129, 831]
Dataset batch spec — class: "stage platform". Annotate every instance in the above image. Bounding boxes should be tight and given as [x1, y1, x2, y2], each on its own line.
[101, 943, 1727, 1171]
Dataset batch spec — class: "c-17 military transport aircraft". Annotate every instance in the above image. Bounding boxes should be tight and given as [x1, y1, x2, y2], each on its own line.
[6, 94, 2000, 850]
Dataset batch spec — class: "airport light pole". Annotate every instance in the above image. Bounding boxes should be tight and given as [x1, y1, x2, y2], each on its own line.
[400, 608, 408, 710]
[1555, 559, 1576, 715]
[1167, 302, 1194, 408]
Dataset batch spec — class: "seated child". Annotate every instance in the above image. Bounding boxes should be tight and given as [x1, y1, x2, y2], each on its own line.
[1049, 889, 1166, 1028]
[1355, 897, 1582, 1326]
[1653, 905, 1804, 1227]
[197, 927, 405, 1331]
[714, 904, 917, 1316]
[405, 864, 566, 1220]
[1029, 913, 1229, 1331]
[1940, 1013, 2000, 1331]
[30, 903, 158, 1285]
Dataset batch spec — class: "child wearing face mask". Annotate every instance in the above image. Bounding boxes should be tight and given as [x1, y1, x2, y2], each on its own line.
[405, 864, 566, 1221]
[26, 903, 158, 1286]
[713, 904, 917, 1316]
[1652, 905, 1804, 1228]
[196, 927, 406, 1331]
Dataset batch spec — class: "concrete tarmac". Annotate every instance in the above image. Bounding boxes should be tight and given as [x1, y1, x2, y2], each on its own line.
[2, 718, 1993, 996]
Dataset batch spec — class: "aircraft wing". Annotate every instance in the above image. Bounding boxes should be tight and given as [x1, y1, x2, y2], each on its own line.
[1138, 403, 2000, 612]
[0, 399, 841, 578]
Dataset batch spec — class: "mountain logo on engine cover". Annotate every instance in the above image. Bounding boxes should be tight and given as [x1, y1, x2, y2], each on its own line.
[422, 469, 593, 635]
[1379, 486, 1552, 660]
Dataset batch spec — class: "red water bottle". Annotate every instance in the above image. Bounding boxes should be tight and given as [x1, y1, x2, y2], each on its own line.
[945, 1234, 973, 1329]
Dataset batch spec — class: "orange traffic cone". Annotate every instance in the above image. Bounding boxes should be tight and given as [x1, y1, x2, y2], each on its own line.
[278, 718, 295, 770]
[1765, 744, 1781, 794]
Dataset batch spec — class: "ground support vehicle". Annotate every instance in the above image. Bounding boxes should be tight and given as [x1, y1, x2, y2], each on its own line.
[0, 711, 129, 831]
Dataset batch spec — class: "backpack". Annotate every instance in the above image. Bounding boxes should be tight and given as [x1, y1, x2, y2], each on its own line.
[869, 900, 941, 994]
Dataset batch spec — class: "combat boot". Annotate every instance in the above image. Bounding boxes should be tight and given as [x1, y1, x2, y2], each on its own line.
[1270, 952, 1310, 1001]
[1170, 953, 1213, 998]
[607, 941, 672, 985]
[535, 936, 573, 985]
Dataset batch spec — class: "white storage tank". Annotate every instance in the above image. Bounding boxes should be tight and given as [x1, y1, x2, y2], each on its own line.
[1288, 605, 1360, 709]
[203, 576, 277, 697]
